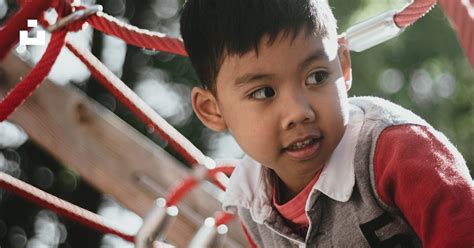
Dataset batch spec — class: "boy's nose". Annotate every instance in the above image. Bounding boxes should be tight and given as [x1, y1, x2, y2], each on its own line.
[281, 94, 316, 130]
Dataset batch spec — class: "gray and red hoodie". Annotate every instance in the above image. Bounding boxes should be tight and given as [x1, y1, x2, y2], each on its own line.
[222, 97, 474, 247]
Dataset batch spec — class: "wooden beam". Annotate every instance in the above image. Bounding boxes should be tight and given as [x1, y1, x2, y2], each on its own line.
[0, 52, 245, 247]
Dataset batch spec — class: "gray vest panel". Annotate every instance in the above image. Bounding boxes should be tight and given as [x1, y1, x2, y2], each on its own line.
[239, 97, 426, 247]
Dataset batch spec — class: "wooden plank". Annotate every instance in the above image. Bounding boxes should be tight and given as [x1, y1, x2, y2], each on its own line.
[0, 52, 245, 247]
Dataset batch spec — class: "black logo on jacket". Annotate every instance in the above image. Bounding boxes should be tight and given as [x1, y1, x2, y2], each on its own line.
[359, 212, 414, 248]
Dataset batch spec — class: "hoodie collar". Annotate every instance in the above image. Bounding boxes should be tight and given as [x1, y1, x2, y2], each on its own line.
[311, 105, 364, 203]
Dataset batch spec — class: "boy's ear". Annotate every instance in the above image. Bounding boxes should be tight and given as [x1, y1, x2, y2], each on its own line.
[338, 39, 352, 91]
[191, 87, 227, 132]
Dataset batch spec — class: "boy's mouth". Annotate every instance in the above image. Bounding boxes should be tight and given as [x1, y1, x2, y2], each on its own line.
[283, 136, 322, 160]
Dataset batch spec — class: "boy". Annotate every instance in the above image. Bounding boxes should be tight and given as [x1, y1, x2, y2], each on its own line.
[180, 0, 474, 247]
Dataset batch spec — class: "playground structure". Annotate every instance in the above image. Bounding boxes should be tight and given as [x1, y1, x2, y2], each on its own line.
[0, 0, 473, 247]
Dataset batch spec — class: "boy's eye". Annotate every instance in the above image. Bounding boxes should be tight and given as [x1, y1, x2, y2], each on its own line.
[306, 70, 329, 85]
[250, 87, 275, 99]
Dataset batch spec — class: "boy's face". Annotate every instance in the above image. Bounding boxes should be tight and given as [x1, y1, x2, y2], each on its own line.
[192, 29, 352, 185]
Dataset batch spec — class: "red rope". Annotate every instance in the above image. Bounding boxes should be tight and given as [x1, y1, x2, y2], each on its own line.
[166, 177, 199, 206]
[215, 211, 235, 226]
[85, 12, 188, 57]
[395, 0, 473, 67]
[0, 30, 66, 121]
[207, 166, 234, 191]
[207, 166, 234, 178]
[0, 1, 140, 242]
[165, 166, 234, 206]
[80, 0, 473, 68]
[0, 0, 51, 60]
[65, 42, 198, 166]
[0, 172, 135, 242]
[0, 0, 72, 121]
[438, 0, 474, 68]
[394, 0, 437, 28]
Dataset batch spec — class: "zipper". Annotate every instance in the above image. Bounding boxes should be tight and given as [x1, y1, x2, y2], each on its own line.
[304, 190, 322, 245]
[304, 210, 315, 246]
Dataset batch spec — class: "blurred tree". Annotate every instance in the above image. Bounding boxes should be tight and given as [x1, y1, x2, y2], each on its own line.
[333, 2, 474, 170]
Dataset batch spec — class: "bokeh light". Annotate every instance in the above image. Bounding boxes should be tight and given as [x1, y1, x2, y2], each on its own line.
[8, 226, 27, 248]
[32, 166, 55, 190]
[28, 210, 67, 247]
[98, 196, 141, 248]
[102, 32, 127, 78]
[208, 132, 244, 159]
[434, 73, 456, 99]
[378, 68, 404, 95]
[104, 0, 126, 17]
[0, 121, 28, 149]
[0, 149, 22, 178]
[152, 0, 179, 19]
[134, 68, 193, 126]
[28, 27, 93, 85]
[410, 69, 435, 107]
[0, 0, 7, 19]
[57, 169, 78, 194]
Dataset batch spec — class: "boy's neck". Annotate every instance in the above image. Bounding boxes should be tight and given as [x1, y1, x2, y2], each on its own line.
[275, 168, 321, 204]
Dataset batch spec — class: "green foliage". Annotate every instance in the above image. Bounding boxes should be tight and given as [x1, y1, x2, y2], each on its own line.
[332, 2, 473, 173]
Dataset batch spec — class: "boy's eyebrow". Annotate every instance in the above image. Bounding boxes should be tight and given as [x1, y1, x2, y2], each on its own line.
[234, 73, 275, 88]
[233, 49, 328, 88]
[298, 49, 328, 72]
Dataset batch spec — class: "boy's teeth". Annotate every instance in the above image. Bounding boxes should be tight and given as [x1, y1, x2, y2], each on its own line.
[289, 139, 313, 150]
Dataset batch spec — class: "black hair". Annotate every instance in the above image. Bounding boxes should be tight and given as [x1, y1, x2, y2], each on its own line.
[180, 0, 337, 93]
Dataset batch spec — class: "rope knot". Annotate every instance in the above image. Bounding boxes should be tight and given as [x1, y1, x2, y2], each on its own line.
[53, 0, 74, 17]
[64, 5, 87, 32]
[46, 4, 102, 33]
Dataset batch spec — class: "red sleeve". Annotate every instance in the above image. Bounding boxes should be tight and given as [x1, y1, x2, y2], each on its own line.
[374, 124, 474, 247]
[241, 221, 258, 248]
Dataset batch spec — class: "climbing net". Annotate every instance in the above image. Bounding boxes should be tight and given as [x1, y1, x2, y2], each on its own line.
[0, 0, 471, 246]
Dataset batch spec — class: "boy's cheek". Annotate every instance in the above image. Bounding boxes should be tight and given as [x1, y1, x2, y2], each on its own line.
[336, 86, 351, 125]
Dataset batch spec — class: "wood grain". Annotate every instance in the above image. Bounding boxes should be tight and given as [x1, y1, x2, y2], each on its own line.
[0, 52, 245, 247]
